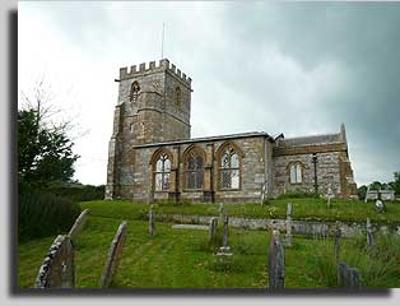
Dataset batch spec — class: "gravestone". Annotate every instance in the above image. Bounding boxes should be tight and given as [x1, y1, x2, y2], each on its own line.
[337, 262, 362, 289]
[284, 203, 293, 247]
[149, 206, 156, 237]
[375, 199, 385, 213]
[216, 215, 232, 258]
[334, 222, 341, 262]
[100, 221, 128, 288]
[364, 185, 371, 203]
[222, 215, 229, 248]
[35, 235, 75, 288]
[268, 230, 285, 289]
[218, 203, 225, 224]
[208, 217, 219, 242]
[366, 218, 375, 247]
[326, 185, 334, 209]
[68, 208, 90, 241]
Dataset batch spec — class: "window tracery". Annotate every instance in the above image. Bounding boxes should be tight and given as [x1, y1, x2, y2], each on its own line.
[219, 146, 240, 189]
[130, 81, 140, 102]
[154, 153, 171, 191]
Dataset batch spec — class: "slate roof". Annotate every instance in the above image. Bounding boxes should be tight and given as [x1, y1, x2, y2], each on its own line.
[278, 133, 342, 147]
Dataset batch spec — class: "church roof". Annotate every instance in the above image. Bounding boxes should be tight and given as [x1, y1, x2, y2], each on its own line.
[133, 131, 274, 148]
[278, 133, 343, 147]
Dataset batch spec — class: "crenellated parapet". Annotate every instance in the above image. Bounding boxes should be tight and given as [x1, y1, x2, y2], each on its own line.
[119, 58, 192, 86]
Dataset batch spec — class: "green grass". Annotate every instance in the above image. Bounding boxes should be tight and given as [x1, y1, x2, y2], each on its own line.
[81, 198, 400, 225]
[18, 215, 400, 288]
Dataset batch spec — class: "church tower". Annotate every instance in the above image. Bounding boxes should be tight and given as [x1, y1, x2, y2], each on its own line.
[105, 59, 192, 199]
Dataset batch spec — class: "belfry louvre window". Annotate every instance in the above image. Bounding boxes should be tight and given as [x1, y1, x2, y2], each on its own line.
[154, 153, 171, 191]
[130, 81, 140, 102]
[289, 163, 302, 184]
[185, 153, 204, 190]
[219, 147, 240, 189]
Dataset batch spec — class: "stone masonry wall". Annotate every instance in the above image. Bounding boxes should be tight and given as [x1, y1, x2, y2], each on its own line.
[125, 136, 271, 203]
[272, 152, 342, 197]
[106, 59, 192, 199]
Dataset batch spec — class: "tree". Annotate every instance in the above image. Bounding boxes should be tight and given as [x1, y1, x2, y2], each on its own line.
[357, 185, 368, 201]
[369, 181, 383, 191]
[389, 171, 400, 196]
[18, 107, 79, 187]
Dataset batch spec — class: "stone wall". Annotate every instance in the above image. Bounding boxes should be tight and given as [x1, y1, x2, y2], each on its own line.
[272, 151, 342, 197]
[154, 213, 400, 238]
[127, 135, 270, 203]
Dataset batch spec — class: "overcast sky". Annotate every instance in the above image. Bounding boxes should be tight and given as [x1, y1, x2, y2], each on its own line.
[18, 1, 400, 187]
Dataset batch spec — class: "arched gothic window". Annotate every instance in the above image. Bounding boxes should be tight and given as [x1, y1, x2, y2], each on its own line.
[185, 151, 204, 190]
[154, 153, 171, 191]
[130, 81, 140, 102]
[175, 87, 181, 107]
[219, 146, 240, 189]
[289, 162, 302, 184]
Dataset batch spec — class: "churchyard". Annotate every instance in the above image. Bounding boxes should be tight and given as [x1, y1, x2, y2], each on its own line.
[18, 197, 400, 289]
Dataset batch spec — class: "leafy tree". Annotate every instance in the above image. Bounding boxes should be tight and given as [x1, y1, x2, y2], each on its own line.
[389, 171, 400, 196]
[357, 185, 368, 201]
[369, 181, 383, 191]
[18, 107, 79, 187]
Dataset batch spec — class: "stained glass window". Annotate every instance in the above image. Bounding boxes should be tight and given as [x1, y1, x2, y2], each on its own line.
[154, 153, 171, 191]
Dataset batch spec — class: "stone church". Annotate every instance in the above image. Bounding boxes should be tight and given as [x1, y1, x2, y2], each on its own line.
[105, 59, 357, 203]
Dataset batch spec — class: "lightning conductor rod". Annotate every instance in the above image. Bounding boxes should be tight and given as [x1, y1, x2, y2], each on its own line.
[161, 22, 166, 59]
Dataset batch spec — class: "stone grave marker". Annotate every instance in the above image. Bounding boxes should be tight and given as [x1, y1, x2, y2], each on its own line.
[216, 215, 232, 259]
[208, 217, 219, 242]
[366, 218, 375, 248]
[337, 261, 362, 289]
[218, 203, 225, 224]
[326, 185, 334, 209]
[268, 230, 285, 289]
[100, 221, 128, 288]
[68, 208, 90, 241]
[149, 206, 156, 237]
[35, 235, 75, 288]
[284, 202, 293, 247]
[334, 222, 341, 262]
[375, 199, 386, 213]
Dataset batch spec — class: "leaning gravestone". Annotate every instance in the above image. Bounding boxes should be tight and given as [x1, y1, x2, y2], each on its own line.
[337, 261, 362, 289]
[268, 230, 285, 289]
[284, 203, 293, 247]
[100, 221, 128, 288]
[68, 209, 90, 241]
[149, 206, 156, 237]
[35, 235, 75, 288]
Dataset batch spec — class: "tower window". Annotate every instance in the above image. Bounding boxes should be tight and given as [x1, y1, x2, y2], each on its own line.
[289, 162, 303, 184]
[175, 87, 181, 107]
[130, 81, 140, 102]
